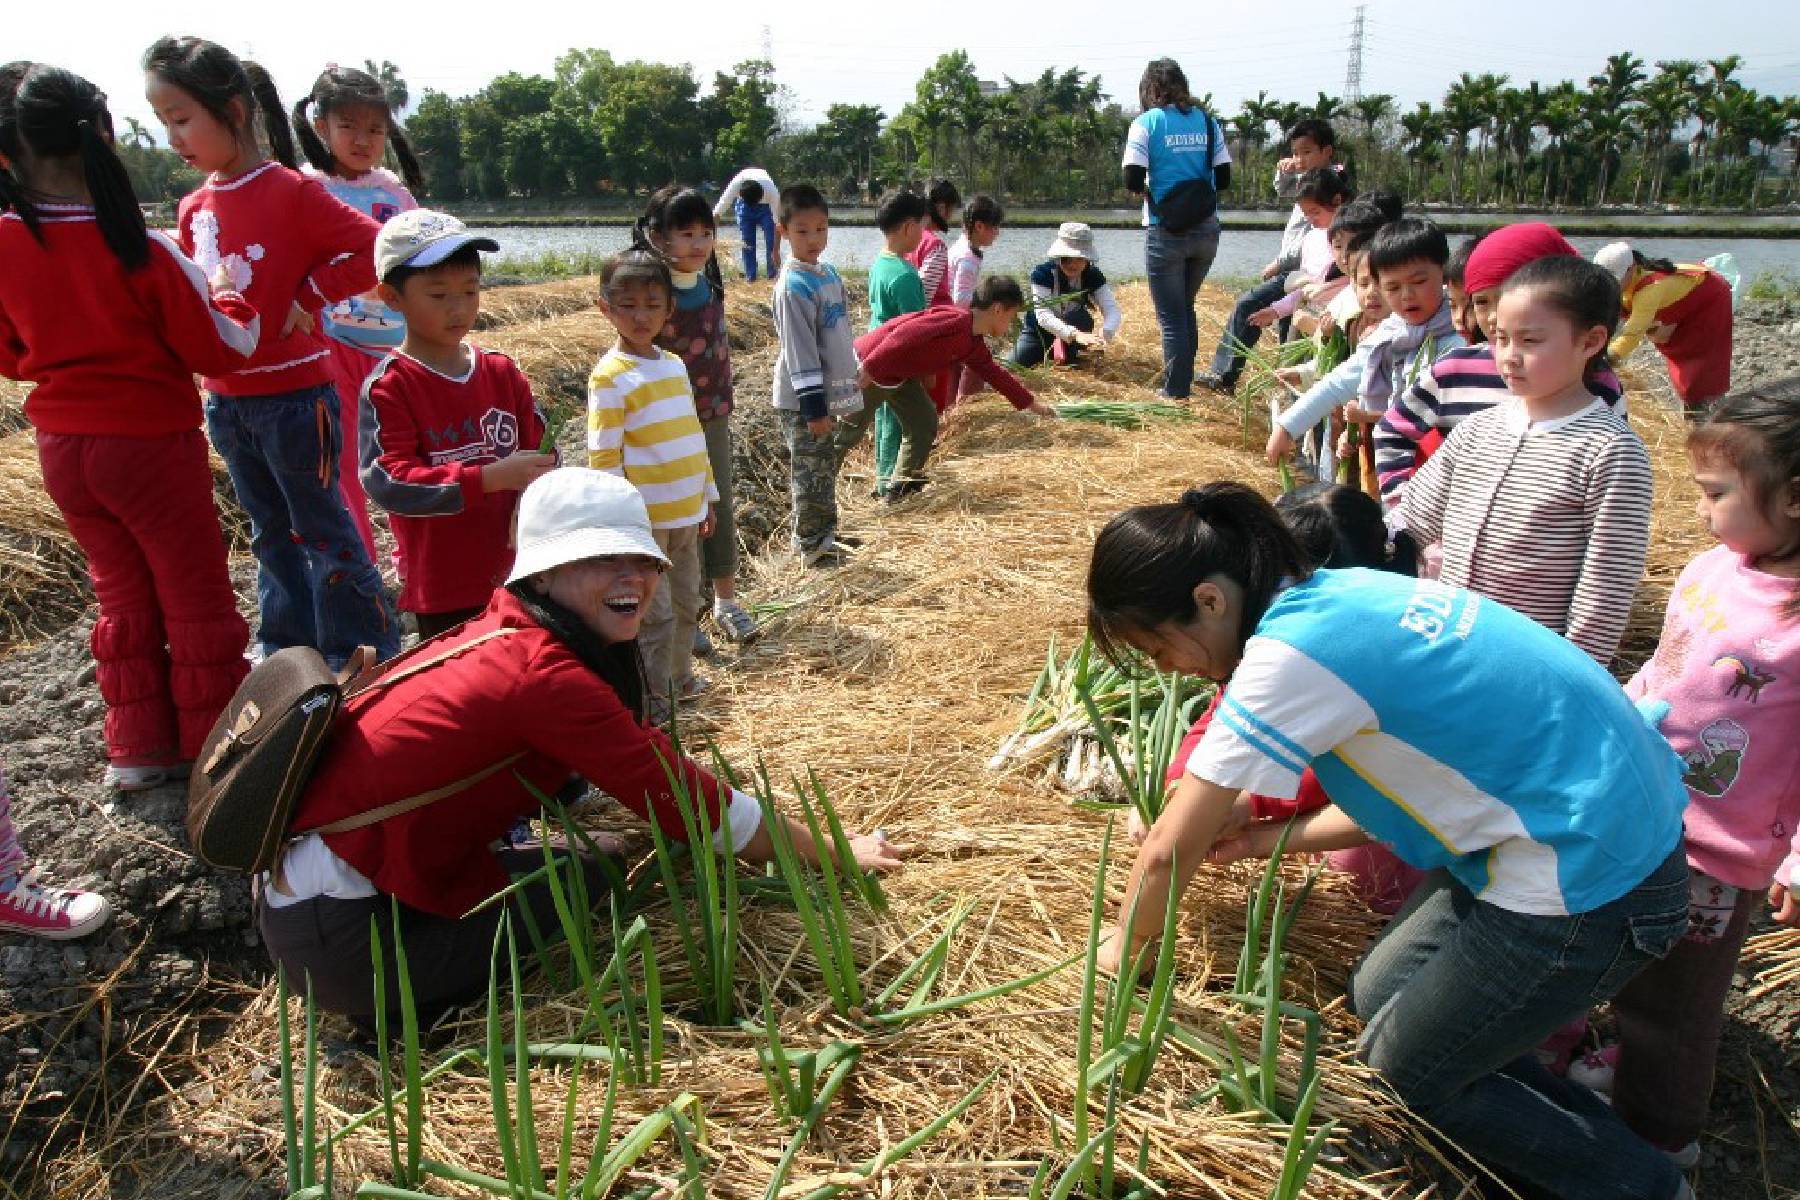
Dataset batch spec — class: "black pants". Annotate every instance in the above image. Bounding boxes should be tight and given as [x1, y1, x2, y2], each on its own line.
[259, 846, 618, 1033]
[411, 606, 484, 642]
[1012, 305, 1094, 368]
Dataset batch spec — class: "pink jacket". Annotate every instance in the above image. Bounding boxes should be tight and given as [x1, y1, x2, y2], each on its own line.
[1627, 545, 1800, 889]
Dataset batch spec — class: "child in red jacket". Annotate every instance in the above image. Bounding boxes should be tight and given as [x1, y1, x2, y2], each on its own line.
[844, 276, 1057, 500]
[0, 63, 258, 791]
[1154, 483, 1426, 914]
[146, 37, 397, 669]
[359, 211, 554, 640]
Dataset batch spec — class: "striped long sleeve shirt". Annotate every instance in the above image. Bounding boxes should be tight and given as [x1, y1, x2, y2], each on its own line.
[587, 345, 717, 529]
[1399, 397, 1653, 667]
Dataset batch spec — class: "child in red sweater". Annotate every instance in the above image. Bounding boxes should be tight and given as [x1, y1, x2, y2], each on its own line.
[846, 276, 1057, 500]
[0, 63, 258, 792]
[145, 37, 397, 669]
[359, 211, 553, 640]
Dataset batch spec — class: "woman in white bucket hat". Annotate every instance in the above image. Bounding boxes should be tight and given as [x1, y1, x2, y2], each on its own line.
[1013, 222, 1123, 368]
[260, 467, 905, 1029]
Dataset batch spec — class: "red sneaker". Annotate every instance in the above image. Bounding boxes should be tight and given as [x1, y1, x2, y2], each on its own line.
[0, 869, 112, 939]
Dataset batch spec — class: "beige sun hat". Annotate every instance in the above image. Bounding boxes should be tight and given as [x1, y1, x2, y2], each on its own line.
[1045, 221, 1098, 263]
[506, 468, 670, 584]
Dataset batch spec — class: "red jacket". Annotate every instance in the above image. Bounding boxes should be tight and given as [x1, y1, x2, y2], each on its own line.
[175, 162, 379, 397]
[0, 208, 259, 436]
[1166, 692, 1330, 821]
[290, 589, 729, 917]
[855, 306, 1035, 410]
[359, 350, 546, 614]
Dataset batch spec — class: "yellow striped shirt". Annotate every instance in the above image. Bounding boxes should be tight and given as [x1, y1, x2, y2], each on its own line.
[587, 345, 717, 529]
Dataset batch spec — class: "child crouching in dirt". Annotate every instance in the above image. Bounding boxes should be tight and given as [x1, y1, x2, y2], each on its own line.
[1140, 482, 1425, 914]
[842, 277, 1058, 502]
[0, 764, 111, 938]
[0, 63, 256, 792]
[1564, 382, 1800, 1169]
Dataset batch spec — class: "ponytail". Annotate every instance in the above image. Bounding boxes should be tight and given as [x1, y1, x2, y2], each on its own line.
[4, 63, 147, 270]
[243, 61, 295, 168]
[387, 125, 424, 194]
[1087, 481, 1311, 665]
[291, 94, 334, 174]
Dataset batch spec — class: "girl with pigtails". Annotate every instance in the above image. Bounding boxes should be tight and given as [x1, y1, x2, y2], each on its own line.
[292, 65, 423, 565]
[0, 62, 258, 793]
[144, 36, 398, 671]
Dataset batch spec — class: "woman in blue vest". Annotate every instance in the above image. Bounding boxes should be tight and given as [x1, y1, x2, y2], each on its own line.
[1012, 222, 1122, 367]
[1121, 59, 1230, 399]
[1085, 481, 1695, 1200]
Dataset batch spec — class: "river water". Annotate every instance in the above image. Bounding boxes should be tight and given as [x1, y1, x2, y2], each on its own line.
[485, 223, 1800, 284]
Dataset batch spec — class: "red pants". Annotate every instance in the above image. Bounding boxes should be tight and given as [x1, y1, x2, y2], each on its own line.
[326, 338, 383, 564]
[36, 430, 249, 763]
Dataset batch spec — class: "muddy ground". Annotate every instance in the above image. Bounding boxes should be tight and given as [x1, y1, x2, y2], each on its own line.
[3, 295, 1797, 1199]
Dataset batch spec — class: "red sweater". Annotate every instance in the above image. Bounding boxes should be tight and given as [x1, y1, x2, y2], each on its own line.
[855, 306, 1035, 410]
[1166, 692, 1330, 821]
[359, 350, 546, 614]
[290, 589, 730, 917]
[175, 162, 379, 397]
[0, 207, 260, 435]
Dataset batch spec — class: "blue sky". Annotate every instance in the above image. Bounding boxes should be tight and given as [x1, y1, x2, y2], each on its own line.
[13, 0, 1800, 139]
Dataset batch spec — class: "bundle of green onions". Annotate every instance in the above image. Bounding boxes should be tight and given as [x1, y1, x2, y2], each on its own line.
[1049, 400, 1195, 429]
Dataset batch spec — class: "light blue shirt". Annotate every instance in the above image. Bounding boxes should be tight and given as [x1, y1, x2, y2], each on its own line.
[1122, 106, 1231, 227]
[310, 167, 416, 356]
[1190, 568, 1686, 915]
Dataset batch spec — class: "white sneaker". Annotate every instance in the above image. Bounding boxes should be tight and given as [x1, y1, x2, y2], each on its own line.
[712, 599, 759, 643]
[103, 761, 191, 793]
[1568, 1045, 1619, 1095]
[0, 869, 112, 939]
[1665, 1141, 1700, 1171]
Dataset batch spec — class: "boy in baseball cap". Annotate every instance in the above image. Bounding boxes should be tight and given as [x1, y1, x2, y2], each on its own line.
[359, 210, 556, 643]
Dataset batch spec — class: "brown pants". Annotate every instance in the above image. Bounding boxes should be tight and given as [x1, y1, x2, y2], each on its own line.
[1611, 878, 1761, 1150]
[640, 524, 703, 709]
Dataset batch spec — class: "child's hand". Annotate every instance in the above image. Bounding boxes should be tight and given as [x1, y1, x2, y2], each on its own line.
[1247, 308, 1278, 329]
[1127, 806, 1150, 845]
[281, 302, 314, 337]
[1026, 400, 1058, 418]
[807, 415, 835, 438]
[1072, 330, 1102, 348]
[700, 506, 716, 539]
[209, 264, 237, 296]
[1771, 882, 1800, 928]
[855, 368, 873, 390]
[1208, 834, 1255, 864]
[1265, 426, 1295, 465]
[1317, 310, 1337, 337]
[1273, 367, 1304, 390]
[482, 451, 557, 493]
[1260, 260, 1282, 281]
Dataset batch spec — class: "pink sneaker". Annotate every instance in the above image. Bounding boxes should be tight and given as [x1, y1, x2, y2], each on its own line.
[0, 869, 112, 939]
[1568, 1044, 1620, 1095]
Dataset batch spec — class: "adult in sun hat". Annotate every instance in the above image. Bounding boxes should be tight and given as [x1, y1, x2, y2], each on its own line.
[1012, 222, 1124, 368]
[1593, 240, 1734, 416]
[258, 467, 905, 1030]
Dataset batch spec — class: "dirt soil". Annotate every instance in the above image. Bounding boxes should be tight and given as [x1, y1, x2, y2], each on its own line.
[3, 290, 1797, 1199]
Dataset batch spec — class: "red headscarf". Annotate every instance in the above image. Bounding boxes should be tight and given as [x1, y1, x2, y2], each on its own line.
[1462, 222, 1580, 296]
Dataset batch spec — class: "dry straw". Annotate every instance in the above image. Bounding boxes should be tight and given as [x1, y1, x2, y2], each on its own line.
[19, 278, 1716, 1198]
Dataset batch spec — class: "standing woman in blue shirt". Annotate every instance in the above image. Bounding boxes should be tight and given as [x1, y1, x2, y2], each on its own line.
[1084, 481, 1696, 1200]
[1121, 59, 1231, 399]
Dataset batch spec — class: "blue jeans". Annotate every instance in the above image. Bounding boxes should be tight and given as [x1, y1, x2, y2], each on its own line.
[205, 384, 398, 667]
[1143, 219, 1222, 397]
[1012, 305, 1094, 368]
[1350, 853, 1691, 1200]
[738, 207, 778, 280]
[1207, 274, 1289, 385]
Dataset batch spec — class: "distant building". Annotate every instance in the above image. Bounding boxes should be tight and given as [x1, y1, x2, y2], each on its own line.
[978, 80, 1003, 98]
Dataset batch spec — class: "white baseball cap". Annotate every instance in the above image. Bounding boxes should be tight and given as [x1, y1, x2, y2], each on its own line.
[376, 209, 500, 282]
[1593, 241, 1636, 282]
[506, 468, 670, 584]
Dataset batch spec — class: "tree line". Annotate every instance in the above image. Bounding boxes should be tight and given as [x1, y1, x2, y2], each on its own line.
[120, 48, 1800, 212]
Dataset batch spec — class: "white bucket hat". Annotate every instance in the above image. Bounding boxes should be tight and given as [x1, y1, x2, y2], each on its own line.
[1593, 241, 1636, 282]
[1045, 221, 1098, 263]
[506, 468, 670, 584]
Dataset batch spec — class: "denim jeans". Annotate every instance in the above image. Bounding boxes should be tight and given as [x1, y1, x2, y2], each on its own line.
[738, 208, 778, 280]
[205, 384, 398, 667]
[1207, 274, 1289, 385]
[1143, 219, 1222, 397]
[1350, 853, 1691, 1200]
[1012, 305, 1094, 368]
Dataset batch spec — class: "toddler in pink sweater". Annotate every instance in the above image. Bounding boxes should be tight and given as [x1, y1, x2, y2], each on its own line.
[1593, 381, 1800, 1166]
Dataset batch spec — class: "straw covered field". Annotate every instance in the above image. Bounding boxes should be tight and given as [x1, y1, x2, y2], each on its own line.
[8, 276, 1794, 1200]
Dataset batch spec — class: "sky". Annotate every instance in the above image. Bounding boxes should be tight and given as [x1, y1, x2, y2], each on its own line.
[11, 0, 1800, 142]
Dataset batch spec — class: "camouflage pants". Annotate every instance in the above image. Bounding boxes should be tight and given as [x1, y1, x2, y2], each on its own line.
[781, 410, 840, 552]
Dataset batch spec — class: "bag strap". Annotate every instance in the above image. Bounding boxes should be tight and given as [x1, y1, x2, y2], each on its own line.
[344, 627, 520, 699]
[303, 752, 528, 836]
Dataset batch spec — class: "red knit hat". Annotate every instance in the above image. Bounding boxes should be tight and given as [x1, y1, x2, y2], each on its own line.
[1462, 222, 1580, 296]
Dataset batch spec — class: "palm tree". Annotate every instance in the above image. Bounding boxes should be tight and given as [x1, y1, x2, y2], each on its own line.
[362, 60, 409, 114]
[1353, 93, 1395, 178]
[1635, 67, 1695, 206]
[1745, 93, 1792, 208]
[1538, 87, 1581, 206]
[1399, 102, 1442, 199]
[1439, 82, 1483, 204]
[1312, 92, 1344, 125]
[1495, 85, 1541, 206]
[1584, 98, 1636, 206]
[122, 116, 156, 149]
